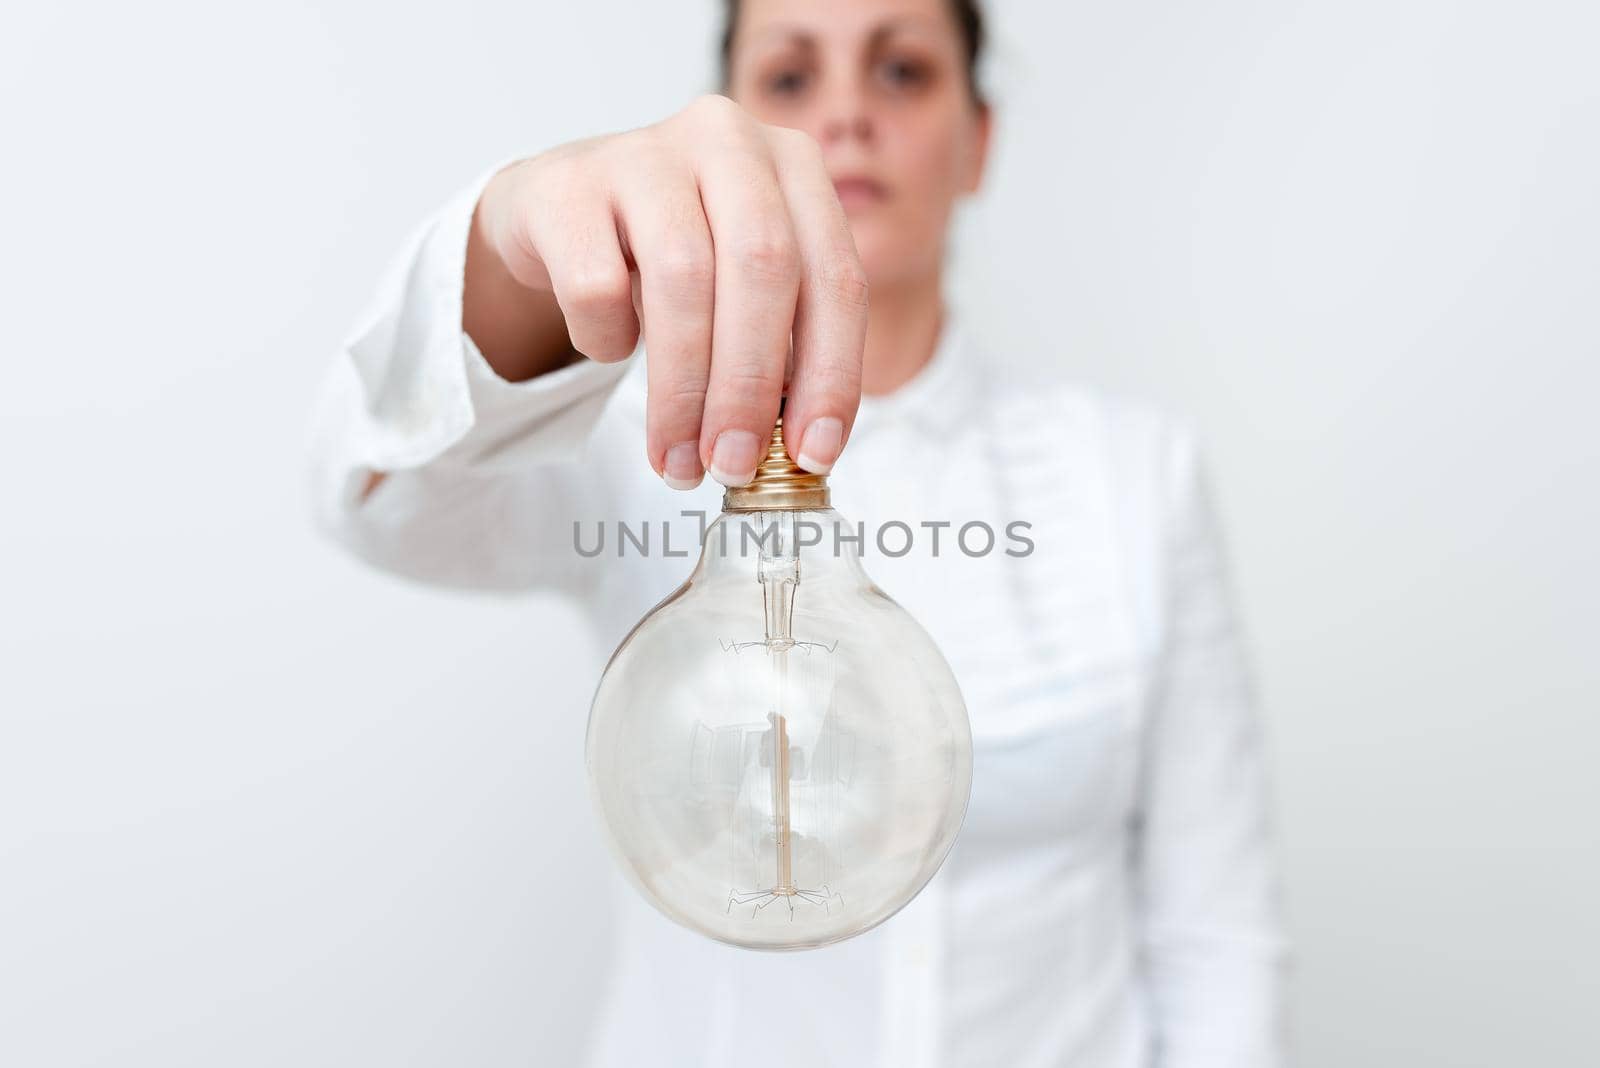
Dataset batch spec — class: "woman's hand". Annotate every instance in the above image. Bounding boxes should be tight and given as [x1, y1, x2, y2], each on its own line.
[468, 94, 869, 489]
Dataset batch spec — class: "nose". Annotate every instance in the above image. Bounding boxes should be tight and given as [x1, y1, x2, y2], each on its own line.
[815, 79, 874, 147]
[822, 113, 873, 145]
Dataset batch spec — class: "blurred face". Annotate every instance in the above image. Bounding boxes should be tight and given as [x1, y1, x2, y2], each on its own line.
[727, 0, 991, 291]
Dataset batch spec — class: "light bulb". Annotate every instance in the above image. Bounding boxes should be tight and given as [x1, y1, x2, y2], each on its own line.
[586, 415, 973, 951]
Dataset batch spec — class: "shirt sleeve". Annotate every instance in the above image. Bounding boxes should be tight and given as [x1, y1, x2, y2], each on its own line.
[1133, 421, 1292, 1067]
[303, 165, 634, 595]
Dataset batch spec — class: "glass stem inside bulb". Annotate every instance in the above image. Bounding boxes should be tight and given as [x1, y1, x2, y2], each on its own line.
[767, 703, 793, 894]
[759, 516, 801, 896]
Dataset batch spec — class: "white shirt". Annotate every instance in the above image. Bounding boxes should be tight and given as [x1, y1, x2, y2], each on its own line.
[305, 170, 1289, 1068]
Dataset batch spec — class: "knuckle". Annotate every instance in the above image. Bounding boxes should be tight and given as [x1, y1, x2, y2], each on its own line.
[501, 204, 544, 274]
[732, 229, 801, 285]
[501, 177, 555, 244]
[652, 242, 715, 296]
[654, 373, 711, 414]
[562, 266, 632, 315]
[608, 131, 668, 176]
[683, 93, 741, 127]
[815, 253, 870, 308]
[796, 345, 862, 396]
[715, 360, 785, 405]
[813, 363, 863, 403]
[525, 150, 585, 203]
[771, 124, 823, 161]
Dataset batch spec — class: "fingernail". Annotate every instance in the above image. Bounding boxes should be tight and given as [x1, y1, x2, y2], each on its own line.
[663, 442, 704, 491]
[796, 417, 844, 474]
[710, 430, 761, 487]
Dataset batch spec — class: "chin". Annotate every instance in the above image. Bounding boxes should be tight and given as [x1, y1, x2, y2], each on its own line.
[851, 229, 932, 291]
[859, 251, 936, 292]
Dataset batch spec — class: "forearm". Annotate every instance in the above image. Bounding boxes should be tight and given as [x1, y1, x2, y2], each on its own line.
[308, 165, 636, 594]
[1136, 420, 1289, 1065]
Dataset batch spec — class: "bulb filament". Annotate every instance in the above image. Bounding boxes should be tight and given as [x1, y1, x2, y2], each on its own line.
[723, 513, 845, 920]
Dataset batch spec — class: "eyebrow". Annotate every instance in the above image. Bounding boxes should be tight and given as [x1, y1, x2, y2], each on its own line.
[744, 15, 947, 50]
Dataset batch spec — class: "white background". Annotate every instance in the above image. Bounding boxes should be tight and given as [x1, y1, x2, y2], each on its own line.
[2, 1, 1596, 1065]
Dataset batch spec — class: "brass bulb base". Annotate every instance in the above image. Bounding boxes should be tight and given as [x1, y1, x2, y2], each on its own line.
[722, 418, 830, 512]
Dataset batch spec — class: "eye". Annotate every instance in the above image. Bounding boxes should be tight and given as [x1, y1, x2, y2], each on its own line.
[877, 56, 932, 89]
[766, 68, 811, 96]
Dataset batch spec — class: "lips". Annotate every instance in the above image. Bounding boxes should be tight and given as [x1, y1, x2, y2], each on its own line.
[832, 175, 888, 210]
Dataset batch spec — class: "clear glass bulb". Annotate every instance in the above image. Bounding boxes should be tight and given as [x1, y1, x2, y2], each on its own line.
[586, 421, 972, 951]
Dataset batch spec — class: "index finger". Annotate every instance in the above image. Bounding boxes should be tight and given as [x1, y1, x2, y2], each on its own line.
[765, 127, 868, 475]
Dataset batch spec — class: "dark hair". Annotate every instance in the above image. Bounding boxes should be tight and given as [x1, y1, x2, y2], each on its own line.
[718, 0, 988, 107]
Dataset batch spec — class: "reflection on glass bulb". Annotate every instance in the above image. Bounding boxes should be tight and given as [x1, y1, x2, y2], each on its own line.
[586, 421, 972, 951]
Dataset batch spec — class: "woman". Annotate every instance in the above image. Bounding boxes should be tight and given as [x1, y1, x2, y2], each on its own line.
[306, 0, 1288, 1064]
